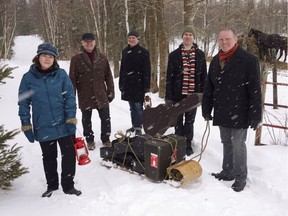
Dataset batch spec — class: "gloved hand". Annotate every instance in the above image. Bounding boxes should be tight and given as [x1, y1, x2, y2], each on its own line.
[250, 120, 260, 130]
[21, 125, 35, 143]
[203, 114, 213, 121]
[108, 96, 114, 103]
[165, 100, 173, 106]
[66, 118, 77, 135]
[107, 93, 114, 103]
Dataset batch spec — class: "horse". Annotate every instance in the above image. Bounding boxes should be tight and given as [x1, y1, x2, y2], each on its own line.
[248, 28, 282, 61]
[237, 33, 260, 57]
[277, 36, 287, 62]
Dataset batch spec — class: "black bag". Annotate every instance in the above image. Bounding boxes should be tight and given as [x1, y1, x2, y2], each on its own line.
[144, 134, 186, 182]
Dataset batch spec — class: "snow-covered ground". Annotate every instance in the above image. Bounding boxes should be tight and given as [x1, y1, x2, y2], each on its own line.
[0, 35, 287, 216]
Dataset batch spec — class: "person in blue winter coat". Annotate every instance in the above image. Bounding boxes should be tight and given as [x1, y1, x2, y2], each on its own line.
[18, 43, 81, 197]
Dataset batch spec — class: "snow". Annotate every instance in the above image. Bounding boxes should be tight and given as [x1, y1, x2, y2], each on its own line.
[0, 35, 287, 216]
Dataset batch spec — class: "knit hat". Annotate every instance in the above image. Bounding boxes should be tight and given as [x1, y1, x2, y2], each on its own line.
[128, 30, 140, 38]
[182, 25, 196, 37]
[37, 43, 58, 57]
[82, 33, 95, 41]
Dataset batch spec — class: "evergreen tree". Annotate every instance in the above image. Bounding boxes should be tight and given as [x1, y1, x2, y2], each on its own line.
[0, 64, 28, 190]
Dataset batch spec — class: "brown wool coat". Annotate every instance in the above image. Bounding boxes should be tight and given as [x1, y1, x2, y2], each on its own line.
[69, 48, 115, 110]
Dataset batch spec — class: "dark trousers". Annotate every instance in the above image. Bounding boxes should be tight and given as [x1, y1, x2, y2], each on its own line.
[81, 107, 111, 143]
[219, 127, 248, 181]
[175, 108, 197, 147]
[39, 135, 76, 192]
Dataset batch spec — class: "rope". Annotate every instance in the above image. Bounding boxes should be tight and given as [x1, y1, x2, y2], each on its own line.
[190, 119, 210, 162]
[113, 131, 146, 172]
[106, 122, 210, 186]
[153, 136, 177, 180]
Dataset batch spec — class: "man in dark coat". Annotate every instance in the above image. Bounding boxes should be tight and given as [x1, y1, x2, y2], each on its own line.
[69, 33, 115, 150]
[202, 27, 262, 192]
[165, 25, 207, 156]
[119, 30, 151, 135]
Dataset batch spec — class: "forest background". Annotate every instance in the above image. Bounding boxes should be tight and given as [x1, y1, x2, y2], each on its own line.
[0, 0, 287, 98]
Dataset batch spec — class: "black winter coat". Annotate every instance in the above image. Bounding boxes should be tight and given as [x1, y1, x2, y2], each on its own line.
[165, 43, 207, 102]
[202, 46, 262, 128]
[119, 44, 151, 102]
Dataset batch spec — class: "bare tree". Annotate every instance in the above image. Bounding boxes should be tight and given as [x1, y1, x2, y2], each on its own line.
[3, 0, 287, 61]
[89, 0, 101, 51]
[39, 0, 59, 45]
[0, 0, 17, 59]
[183, 0, 202, 27]
[146, 0, 158, 93]
[156, 0, 169, 98]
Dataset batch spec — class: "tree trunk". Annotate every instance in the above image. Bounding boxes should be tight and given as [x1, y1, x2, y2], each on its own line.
[146, 0, 158, 93]
[89, 0, 102, 52]
[0, 0, 17, 59]
[156, 0, 169, 98]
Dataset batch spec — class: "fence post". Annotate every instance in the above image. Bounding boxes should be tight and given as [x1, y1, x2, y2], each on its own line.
[272, 49, 278, 109]
[255, 61, 268, 145]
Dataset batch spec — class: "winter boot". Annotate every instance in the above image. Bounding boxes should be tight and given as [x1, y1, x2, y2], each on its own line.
[135, 129, 142, 136]
[211, 171, 235, 181]
[41, 188, 58, 198]
[87, 141, 95, 150]
[186, 141, 194, 156]
[231, 180, 246, 192]
[64, 187, 82, 196]
[126, 127, 135, 133]
[186, 146, 194, 156]
[102, 140, 112, 147]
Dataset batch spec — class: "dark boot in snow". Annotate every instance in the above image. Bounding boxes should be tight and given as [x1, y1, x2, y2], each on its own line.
[87, 141, 96, 150]
[126, 127, 135, 133]
[186, 146, 194, 156]
[64, 188, 82, 196]
[135, 129, 142, 136]
[186, 141, 194, 156]
[231, 180, 246, 192]
[42, 188, 58, 198]
[212, 171, 235, 181]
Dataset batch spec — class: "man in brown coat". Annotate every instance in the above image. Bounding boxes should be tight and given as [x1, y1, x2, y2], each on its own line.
[69, 33, 115, 150]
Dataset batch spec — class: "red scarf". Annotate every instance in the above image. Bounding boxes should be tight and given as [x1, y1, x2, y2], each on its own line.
[219, 43, 238, 63]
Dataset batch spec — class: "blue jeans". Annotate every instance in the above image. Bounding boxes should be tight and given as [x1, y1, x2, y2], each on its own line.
[219, 126, 248, 181]
[128, 101, 143, 130]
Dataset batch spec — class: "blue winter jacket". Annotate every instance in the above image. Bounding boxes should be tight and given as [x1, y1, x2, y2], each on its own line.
[18, 64, 76, 142]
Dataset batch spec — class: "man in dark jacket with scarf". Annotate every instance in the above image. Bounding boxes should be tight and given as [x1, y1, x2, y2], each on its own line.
[119, 30, 151, 135]
[202, 27, 262, 192]
[69, 33, 115, 150]
[165, 25, 207, 156]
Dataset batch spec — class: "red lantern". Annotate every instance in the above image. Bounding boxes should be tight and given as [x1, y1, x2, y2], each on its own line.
[74, 137, 91, 165]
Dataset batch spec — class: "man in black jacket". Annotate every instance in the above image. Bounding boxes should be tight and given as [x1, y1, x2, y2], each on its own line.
[165, 25, 207, 156]
[119, 30, 151, 135]
[202, 27, 262, 192]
